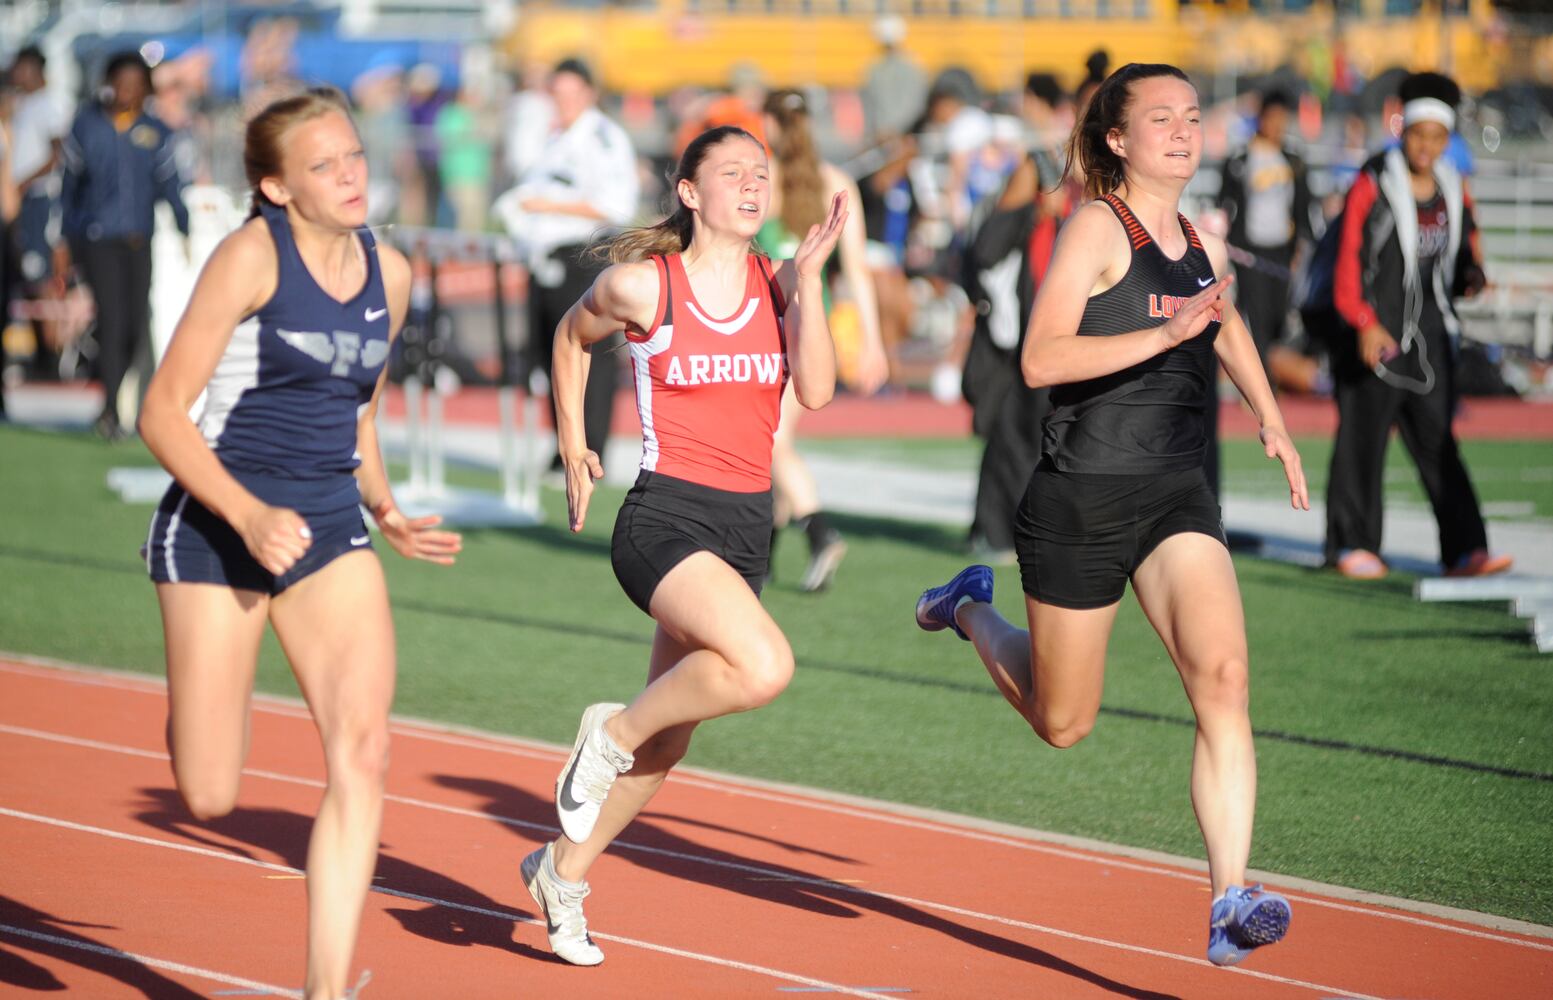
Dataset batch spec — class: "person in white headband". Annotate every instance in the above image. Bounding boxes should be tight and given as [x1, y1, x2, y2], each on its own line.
[1402, 96, 1456, 131]
[1324, 70, 1512, 582]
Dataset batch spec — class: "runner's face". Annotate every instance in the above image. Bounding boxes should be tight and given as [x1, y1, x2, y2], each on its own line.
[1114, 76, 1201, 184]
[688, 136, 770, 240]
[275, 111, 370, 230]
[1402, 121, 1449, 177]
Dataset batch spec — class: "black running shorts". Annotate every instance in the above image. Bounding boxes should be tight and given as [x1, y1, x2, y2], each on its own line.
[1013, 460, 1226, 609]
[611, 471, 772, 615]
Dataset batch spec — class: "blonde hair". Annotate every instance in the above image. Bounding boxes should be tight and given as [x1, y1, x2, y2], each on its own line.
[763, 89, 826, 240]
[244, 86, 356, 219]
[595, 125, 762, 263]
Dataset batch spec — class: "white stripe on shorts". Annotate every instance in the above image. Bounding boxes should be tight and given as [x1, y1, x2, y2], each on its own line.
[143, 505, 159, 574]
[162, 491, 191, 584]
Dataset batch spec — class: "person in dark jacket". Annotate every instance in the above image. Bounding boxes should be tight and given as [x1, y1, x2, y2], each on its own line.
[961, 149, 1058, 560]
[61, 50, 189, 439]
[1216, 89, 1315, 377]
[1324, 71, 1510, 580]
[1, 75, 21, 420]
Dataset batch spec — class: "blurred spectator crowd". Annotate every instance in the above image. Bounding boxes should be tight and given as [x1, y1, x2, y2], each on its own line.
[1, 14, 1545, 422]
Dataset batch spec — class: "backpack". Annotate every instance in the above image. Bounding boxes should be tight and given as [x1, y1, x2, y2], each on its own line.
[1295, 206, 1353, 356]
[1296, 205, 1344, 319]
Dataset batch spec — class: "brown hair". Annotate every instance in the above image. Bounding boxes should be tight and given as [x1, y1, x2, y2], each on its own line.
[244, 86, 355, 219]
[762, 89, 826, 240]
[596, 125, 763, 263]
[1060, 63, 1191, 202]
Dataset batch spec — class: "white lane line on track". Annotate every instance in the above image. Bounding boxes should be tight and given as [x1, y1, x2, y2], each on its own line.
[0, 806, 902, 1000]
[0, 922, 302, 998]
[0, 735, 1394, 1000]
[5, 657, 1552, 950]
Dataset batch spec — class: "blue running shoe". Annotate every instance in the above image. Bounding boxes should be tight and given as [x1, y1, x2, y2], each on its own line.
[915, 565, 994, 640]
[1207, 884, 1291, 966]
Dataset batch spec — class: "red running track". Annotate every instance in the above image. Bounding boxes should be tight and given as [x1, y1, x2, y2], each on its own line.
[1, 657, 1550, 999]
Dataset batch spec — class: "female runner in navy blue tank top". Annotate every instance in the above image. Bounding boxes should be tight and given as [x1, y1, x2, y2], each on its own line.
[138, 89, 460, 1000]
[915, 65, 1308, 967]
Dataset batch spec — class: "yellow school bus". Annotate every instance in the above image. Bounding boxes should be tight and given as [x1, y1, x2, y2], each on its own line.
[500, 0, 1510, 96]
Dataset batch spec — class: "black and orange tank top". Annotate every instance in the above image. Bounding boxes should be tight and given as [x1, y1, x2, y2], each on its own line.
[1042, 194, 1221, 475]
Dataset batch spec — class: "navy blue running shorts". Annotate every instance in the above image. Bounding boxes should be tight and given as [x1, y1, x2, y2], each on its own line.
[611, 471, 772, 615]
[1013, 459, 1226, 610]
[145, 482, 373, 595]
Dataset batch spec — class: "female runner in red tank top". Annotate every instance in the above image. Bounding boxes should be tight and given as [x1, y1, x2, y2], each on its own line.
[520, 125, 848, 965]
[915, 65, 1309, 967]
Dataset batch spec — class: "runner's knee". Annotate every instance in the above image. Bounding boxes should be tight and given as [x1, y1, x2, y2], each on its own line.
[175, 769, 241, 822]
[326, 722, 392, 792]
[1189, 656, 1250, 716]
[1031, 711, 1095, 750]
[732, 633, 794, 711]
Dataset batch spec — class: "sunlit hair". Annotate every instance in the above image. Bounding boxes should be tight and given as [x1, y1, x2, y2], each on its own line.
[595, 125, 763, 263]
[763, 89, 826, 241]
[1060, 63, 1191, 202]
[243, 86, 356, 220]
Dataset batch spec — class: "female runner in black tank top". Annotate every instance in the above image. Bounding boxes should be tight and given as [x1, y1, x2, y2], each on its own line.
[914, 65, 1308, 968]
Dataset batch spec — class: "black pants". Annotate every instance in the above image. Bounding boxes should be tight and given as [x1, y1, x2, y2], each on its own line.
[1233, 244, 1295, 378]
[973, 381, 1049, 551]
[0, 218, 17, 416]
[527, 244, 619, 461]
[75, 237, 152, 424]
[1325, 332, 1487, 568]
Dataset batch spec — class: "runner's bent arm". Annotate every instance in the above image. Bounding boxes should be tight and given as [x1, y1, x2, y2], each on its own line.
[354, 246, 463, 563]
[1202, 231, 1308, 510]
[553, 259, 659, 530]
[138, 222, 312, 574]
[776, 191, 848, 409]
[1020, 202, 1230, 388]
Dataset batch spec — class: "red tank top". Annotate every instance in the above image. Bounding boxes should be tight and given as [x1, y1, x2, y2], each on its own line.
[625, 253, 788, 492]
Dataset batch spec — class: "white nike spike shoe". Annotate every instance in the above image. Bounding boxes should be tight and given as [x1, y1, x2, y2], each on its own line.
[521, 842, 604, 966]
[555, 702, 633, 844]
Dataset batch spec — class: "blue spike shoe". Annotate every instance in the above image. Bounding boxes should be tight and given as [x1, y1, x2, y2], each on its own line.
[1208, 884, 1292, 966]
[915, 565, 994, 640]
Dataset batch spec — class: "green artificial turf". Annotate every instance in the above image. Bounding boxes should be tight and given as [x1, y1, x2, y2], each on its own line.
[1, 424, 1549, 925]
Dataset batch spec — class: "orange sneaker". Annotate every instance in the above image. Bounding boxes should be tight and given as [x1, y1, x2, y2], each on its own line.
[1445, 550, 1514, 578]
[1335, 549, 1388, 580]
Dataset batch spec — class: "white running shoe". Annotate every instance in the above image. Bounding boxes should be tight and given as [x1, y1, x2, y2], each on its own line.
[555, 702, 633, 844]
[521, 842, 604, 966]
[799, 533, 848, 593]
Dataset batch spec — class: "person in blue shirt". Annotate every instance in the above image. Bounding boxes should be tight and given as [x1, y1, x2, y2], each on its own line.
[138, 88, 461, 999]
[60, 50, 189, 439]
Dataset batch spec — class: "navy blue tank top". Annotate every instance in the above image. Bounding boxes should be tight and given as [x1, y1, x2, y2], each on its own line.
[1041, 194, 1220, 475]
[194, 202, 390, 513]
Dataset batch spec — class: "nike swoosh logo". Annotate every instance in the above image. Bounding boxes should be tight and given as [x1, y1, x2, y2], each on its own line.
[557, 755, 586, 813]
[364, 306, 389, 322]
[1197, 277, 1214, 287]
[350, 534, 371, 546]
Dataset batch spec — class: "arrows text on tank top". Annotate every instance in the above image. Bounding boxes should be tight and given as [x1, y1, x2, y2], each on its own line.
[664, 352, 785, 387]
